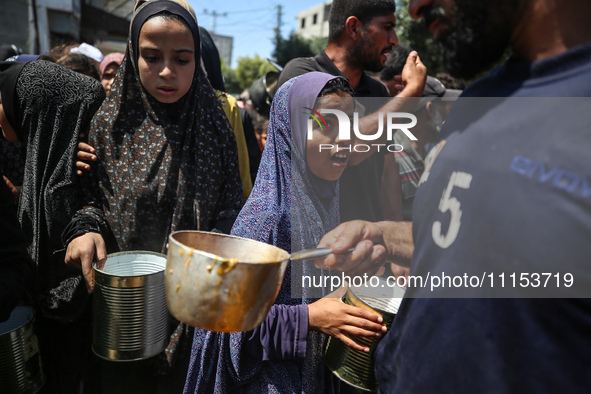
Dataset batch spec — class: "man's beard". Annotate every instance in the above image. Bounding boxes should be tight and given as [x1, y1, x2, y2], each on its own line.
[350, 30, 389, 73]
[426, 0, 522, 79]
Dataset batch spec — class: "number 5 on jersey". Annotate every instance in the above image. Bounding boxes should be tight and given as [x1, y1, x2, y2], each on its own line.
[432, 171, 473, 249]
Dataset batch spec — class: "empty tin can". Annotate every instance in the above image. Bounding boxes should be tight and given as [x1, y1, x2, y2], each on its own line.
[92, 251, 168, 361]
[0, 305, 44, 394]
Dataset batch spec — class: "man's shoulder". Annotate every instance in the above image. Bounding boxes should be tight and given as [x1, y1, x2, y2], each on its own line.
[278, 55, 326, 87]
[462, 43, 591, 97]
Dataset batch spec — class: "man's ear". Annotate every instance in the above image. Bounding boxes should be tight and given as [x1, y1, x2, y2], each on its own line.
[345, 16, 361, 39]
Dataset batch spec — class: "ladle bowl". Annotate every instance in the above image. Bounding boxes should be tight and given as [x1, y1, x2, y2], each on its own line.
[165, 231, 290, 332]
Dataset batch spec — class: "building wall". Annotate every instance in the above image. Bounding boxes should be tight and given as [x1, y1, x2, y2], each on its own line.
[0, 0, 31, 53]
[0, 0, 84, 56]
[211, 32, 233, 68]
[0, 0, 132, 60]
[35, 0, 80, 54]
[295, 1, 332, 40]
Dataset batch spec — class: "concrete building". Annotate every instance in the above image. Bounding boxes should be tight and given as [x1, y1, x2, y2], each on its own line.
[0, 0, 130, 58]
[1, 0, 235, 69]
[294, 1, 332, 40]
[1, 0, 43, 55]
[81, 1, 130, 55]
[210, 32, 233, 68]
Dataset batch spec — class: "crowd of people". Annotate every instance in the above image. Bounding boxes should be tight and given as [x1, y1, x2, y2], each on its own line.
[1, 0, 590, 393]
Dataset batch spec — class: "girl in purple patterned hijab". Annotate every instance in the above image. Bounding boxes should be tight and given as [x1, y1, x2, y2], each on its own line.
[184, 72, 386, 393]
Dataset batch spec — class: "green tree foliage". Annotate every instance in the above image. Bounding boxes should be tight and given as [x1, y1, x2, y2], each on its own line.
[272, 31, 328, 68]
[235, 55, 277, 92]
[394, 0, 511, 85]
[309, 36, 329, 56]
[272, 32, 321, 68]
[221, 59, 241, 94]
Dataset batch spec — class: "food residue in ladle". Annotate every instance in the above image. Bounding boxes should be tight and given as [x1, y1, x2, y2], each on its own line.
[175, 285, 180, 292]
[169, 269, 174, 275]
[217, 258, 239, 275]
[179, 249, 183, 257]
[206, 265, 213, 272]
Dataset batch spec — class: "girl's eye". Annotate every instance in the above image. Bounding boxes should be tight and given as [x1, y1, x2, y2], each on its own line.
[143, 56, 158, 63]
[176, 58, 190, 65]
[324, 116, 339, 130]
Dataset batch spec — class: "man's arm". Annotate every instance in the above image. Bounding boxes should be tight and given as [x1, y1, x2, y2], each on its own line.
[350, 51, 427, 165]
[316, 220, 413, 276]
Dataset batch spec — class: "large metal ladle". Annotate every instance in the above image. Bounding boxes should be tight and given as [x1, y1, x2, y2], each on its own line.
[165, 231, 354, 333]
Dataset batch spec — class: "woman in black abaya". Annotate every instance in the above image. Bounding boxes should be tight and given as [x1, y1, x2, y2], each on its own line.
[0, 59, 105, 392]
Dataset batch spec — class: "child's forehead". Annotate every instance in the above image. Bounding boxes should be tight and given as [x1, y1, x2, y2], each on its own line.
[315, 95, 355, 109]
[143, 14, 187, 27]
[139, 16, 194, 40]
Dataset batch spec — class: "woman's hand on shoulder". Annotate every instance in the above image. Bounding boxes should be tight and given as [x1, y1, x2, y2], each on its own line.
[308, 289, 387, 353]
[76, 142, 97, 176]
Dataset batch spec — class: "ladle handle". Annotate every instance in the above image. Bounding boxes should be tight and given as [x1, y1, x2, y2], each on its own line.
[290, 247, 355, 261]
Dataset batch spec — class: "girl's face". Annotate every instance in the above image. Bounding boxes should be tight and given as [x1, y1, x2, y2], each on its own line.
[137, 16, 195, 104]
[0, 93, 18, 142]
[306, 93, 355, 181]
[101, 63, 120, 95]
[256, 120, 268, 152]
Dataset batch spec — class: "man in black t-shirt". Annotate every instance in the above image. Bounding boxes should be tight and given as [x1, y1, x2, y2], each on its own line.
[278, 0, 397, 99]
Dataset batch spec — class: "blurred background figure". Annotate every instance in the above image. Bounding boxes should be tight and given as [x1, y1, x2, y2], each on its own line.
[38, 43, 75, 62]
[56, 53, 100, 80]
[240, 109, 261, 183]
[434, 72, 466, 90]
[379, 43, 414, 97]
[69, 42, 104, 71]
[253, 115, 268, 152]
[381, 75, 461, 222]
[5, 54, 39, 62]
[249, 69, 279, 119]
[199, 26, 253, 199]
[199, 26, 225, 91]
[380, 75, 461, 281]
[0, 44, 22, 61]
[247, 62, 281, 177]
[99, 52, 125, 95]
[38, 42, 104, 80]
